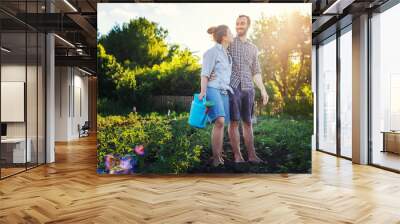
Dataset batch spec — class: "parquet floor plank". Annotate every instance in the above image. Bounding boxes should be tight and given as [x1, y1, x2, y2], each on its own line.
[0, 135, 399, 223]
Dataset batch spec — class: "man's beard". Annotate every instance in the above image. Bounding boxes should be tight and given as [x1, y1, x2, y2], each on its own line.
[237, 29, 248, 37]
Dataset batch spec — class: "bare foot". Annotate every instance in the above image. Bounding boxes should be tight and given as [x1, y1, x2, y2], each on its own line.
[234, 154, 245, 163]
[248, 154, 263, 163]
[220, 151, 227, 159]
[212, 156, 224, 167]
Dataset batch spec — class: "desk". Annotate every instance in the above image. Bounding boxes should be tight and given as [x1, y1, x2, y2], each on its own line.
[382, 131, 400, 154]
[1, 138, 31, 163]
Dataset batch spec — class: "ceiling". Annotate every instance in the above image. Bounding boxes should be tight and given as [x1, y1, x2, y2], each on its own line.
[310, 0, 390, 43]
[0, 0, 97, 73]
[0, 0, 395, 74]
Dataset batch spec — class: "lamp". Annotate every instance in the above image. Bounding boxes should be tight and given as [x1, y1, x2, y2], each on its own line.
[54, 34, 75, 48]
[63, 0, 78, 12]
[323, 0, 355, 15]
[78, 67, 92, 76]
[1, 47, 11, 53]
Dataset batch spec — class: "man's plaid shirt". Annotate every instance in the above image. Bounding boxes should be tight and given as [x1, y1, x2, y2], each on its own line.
[228, 37, 261, 90]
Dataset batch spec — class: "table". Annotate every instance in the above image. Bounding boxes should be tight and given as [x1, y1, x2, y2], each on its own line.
[1, 138, 31, 163]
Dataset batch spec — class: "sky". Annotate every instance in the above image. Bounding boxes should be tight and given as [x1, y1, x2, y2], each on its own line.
[98, 3, 311, 59]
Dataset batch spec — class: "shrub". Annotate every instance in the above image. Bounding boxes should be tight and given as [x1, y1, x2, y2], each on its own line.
[98, 113, 209, 174]
[253, 116, 312, 173]
[97, 113, 312, 174]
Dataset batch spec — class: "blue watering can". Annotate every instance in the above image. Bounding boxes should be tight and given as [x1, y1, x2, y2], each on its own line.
[188, 94, 211, 128]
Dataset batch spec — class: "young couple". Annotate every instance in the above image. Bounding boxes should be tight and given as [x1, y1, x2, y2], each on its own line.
[199, 15, 269, 167]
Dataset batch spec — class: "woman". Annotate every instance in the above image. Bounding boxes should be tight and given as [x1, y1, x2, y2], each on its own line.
[199, 25, 233, 167]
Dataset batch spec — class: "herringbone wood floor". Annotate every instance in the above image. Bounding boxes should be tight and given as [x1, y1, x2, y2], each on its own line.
[1, 135, 400, 224]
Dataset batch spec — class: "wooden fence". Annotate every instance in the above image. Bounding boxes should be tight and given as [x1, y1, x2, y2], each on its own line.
[150, 95, 266, 116]
[151, 95, 194, 111]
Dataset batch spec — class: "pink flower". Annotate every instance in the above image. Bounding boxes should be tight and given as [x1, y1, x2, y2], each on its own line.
[134, 145, 145, 156]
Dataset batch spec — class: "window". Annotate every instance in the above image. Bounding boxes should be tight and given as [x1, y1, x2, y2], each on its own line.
[339, 28, 352, 158]
[370, 3, 400, 171]
[0, 1, 46, 179]
[317, 36, 337, 154]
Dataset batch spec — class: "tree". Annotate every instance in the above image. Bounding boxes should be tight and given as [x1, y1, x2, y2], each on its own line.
[251, 11, 312, 117]
[97, 44, 136, 99]
[99, 17, 172, 68]
[133, 48, 201, 111]
[151, 48, 201, 96]
[97, 18, 202, 114]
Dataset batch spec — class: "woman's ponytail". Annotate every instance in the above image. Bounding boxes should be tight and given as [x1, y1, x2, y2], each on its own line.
[207, 25, 228, 44]
[207, 26, 217, 35]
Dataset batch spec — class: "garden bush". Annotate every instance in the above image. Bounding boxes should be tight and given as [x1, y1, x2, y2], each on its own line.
[98, 113, 209, 174]
[97, 113, 312, 174]
[253, 116, 312, 173]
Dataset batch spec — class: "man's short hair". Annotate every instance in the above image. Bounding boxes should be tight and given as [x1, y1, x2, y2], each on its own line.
[238, 15, 251, 27]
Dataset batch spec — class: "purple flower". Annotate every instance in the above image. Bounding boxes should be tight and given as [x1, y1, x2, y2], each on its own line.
[120, 156, 131, 168]
[120, 156, 136, 174]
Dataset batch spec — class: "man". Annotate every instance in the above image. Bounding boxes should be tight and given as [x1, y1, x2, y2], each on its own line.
[228, 15, 268, 163]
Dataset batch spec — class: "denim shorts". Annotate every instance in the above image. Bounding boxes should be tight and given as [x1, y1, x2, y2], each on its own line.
[206, 87, 230, 124]
[229, 85, 254, 123]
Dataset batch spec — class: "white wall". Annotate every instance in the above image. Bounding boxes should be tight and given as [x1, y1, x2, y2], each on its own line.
[54, 67, 89, 141]
[72, 72, 89, 138]
[1, 63, 46, 164]
[1, 64, 26, 139]
[55, 66, 69, 141]
[1, 65, 41, 136]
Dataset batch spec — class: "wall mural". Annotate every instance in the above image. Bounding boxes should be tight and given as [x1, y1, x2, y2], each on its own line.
[96, 3, 313, 174]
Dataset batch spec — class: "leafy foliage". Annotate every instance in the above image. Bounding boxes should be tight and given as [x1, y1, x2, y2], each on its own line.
[97, 44, 136, 101]
[97, 113, 205, 174]
[98, 18, 201, 114]
[252, 116, 312, 172]
[251, 11, 312, 118]
[99, 17, 171, 68]
[98, 15, 312, 117]
[132, 50, 201, 111]
[97, 114, 312, 174]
